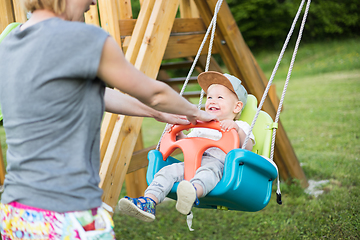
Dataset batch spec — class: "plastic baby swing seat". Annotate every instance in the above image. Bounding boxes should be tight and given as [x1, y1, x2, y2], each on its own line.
[147, 94, 278, 212]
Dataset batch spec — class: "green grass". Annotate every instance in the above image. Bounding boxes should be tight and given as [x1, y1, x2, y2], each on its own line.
[1, 38, 360, 239]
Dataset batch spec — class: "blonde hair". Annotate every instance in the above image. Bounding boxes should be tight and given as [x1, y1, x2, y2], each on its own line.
[23, 0, 66, 15]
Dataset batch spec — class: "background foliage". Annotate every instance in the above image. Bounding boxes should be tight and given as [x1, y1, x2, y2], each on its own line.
[130, 0, 360, 51]
[226, 0, 360, 50]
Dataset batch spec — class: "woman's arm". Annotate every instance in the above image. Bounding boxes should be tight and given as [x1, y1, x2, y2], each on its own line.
[104, 88, 190, 125]
[97, 37, 216, 124]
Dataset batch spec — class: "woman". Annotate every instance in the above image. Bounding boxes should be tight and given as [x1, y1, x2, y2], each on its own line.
[0, 0, 216, 238]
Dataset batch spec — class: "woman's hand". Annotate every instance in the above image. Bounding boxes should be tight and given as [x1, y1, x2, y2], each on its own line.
[186, 110, 217, 125]
[154, 113, 189, 125]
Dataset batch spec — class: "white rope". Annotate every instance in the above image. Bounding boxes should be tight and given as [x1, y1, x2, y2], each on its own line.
[154, 0, 311, 207]
[239, 0, 311, 203]
[156, 0, 223, 150]
[198, 0, 224, 109]
[241, 0, 308, 151]
[274, 0, 311, 196]
[271, 0, 311, 160]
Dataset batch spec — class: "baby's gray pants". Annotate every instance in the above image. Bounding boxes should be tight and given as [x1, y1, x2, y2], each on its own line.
[145, 155, 224, 204]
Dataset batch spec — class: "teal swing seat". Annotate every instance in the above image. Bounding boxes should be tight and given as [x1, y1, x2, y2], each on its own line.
[146, 94, 278, 212]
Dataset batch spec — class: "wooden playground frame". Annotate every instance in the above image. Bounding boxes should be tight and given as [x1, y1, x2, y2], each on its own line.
[0, 0, 308, 212]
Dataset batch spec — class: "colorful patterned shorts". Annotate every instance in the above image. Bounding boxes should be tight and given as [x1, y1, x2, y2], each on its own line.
[0, 202, 115, 240]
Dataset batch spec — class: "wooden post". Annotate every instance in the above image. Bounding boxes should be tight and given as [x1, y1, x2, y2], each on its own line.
[125, 130, 148, 198]
[84, 4, 100, 26]
[98, 0, 122, 45]
[118, 0, 132, 19]
[12, 0, 27, 23]
[0, 0, 15, 32]
[98, 0, 157, 208]
[99, 0, 181, 211]
[117, 0, 149, 198]
[0, 140, 5, 185]
[180, 0, 199, 18]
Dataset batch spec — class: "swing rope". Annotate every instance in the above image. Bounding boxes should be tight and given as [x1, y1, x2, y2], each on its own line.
[155, 0, 310, 211]
[240, 0, 311, 203]
[273, 0, 311, 200]
[197, 0, 223, 109]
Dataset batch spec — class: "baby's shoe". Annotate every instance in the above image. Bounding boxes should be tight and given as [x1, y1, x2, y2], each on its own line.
[176, 180, 199, 215]
[118, 196, 156, 222]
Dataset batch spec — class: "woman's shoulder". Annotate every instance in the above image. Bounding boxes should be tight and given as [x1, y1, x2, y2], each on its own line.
[52, 18, 107, 36]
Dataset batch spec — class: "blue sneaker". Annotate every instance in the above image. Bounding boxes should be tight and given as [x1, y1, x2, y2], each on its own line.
[118, 196, 156, 222]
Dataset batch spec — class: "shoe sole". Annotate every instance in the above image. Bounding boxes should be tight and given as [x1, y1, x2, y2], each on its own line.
[118, 198, 155, 222]
[176, 180, 196, 215]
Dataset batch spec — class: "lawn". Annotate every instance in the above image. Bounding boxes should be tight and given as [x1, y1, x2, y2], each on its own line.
[115, 38, 360, 239]
[0, 37, 359, 239]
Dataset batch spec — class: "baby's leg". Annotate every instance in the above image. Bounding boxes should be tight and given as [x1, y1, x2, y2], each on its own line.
[145, 162, 184, 204]
[191, 156, 224, 197]
[119, 162, 184, 222]
[176, 156, 223, 215]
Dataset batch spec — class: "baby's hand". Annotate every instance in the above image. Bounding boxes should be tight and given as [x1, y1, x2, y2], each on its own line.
[220, 120, 238, 132]
[165, 124, 174, 132]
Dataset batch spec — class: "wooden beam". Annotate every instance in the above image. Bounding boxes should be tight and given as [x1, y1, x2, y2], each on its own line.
[163, 34, 218, 60]
[158, 76, 197, 84]
[134, 0, 180, 77]
[119, 18, 217, 59]
[99, 0, 152, 208]
[118, 0, 132, 19]
[100, 0, 180, 210]
[99, 0, 156, 207]
[122, 33, 219, 60]
[12, 0, 27, 23]
[190, 0, 200, 18]
[128, 146, 153, 174]
[180, 0, 192, 18]
[100, 116, 143, 208]
[125, 0, 156, 64]
[98, 0, 122, 46]
[119, 18, 206, 37]
[84, 3, 120, 166]
[0, 0, 14, 32]
[84, 4, 100, 26]
[0, 140, 5, 185]
[196, 55, 223, 72]
[125, 130, 148, 197]
[160, 60, 194, 70]
[120, 0, 150, 200]
[180, 0, 199, 18]
[128, 146, 183, 173]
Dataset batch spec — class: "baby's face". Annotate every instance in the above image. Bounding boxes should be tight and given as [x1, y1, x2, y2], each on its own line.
[205, 84, 240, 121]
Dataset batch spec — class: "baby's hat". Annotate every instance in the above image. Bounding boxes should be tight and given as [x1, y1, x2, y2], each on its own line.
[197, 71, 248, 106]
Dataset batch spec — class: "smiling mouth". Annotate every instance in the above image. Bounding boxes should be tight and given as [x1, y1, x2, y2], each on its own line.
[208, 107, 220, 111]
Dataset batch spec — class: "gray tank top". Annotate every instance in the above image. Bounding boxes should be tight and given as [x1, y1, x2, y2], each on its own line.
[0, 18, 109, 212]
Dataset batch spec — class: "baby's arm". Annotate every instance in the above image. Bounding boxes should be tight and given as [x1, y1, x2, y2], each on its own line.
[176, 131, 188, 140]
[220, 120, 253, 151]
[238, 127, 254, 151]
